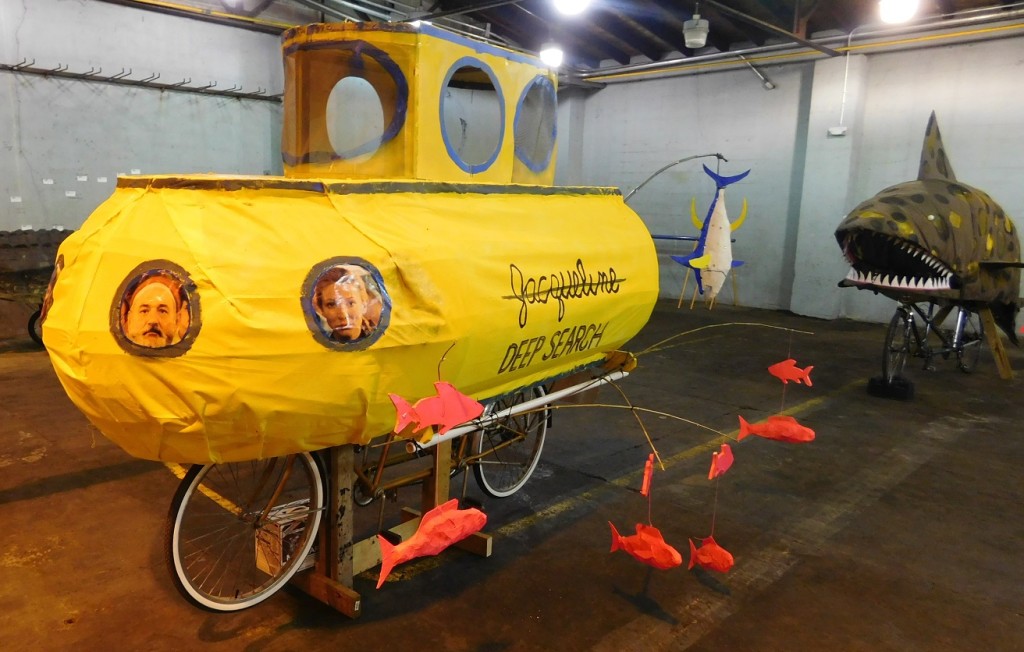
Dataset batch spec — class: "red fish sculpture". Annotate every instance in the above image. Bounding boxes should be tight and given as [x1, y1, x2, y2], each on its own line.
[688, 535, 734, 573]
[640, 453, 655, 497]
[737, 414, 815, 443]
[608, 522, 683, 570]
[376, 498, 487, 589]
[707, 443, 734, 480]
[389, 381, 485, 437]
[767, 358, 813, 386]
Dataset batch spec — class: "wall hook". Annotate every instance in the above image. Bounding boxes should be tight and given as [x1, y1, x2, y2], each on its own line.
[109, 67, 132, 80]
[140, 72, 160, 82]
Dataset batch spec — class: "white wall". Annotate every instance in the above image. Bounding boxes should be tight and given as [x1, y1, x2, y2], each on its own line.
[0, 0, 290, 230]
[557, 34, 1024, 323]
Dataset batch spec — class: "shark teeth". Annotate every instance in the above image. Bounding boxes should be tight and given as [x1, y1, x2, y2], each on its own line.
[844, 268, 953, 291]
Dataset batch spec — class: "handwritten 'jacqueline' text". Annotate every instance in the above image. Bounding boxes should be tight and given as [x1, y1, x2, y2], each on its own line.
[507, 259, 623, 328]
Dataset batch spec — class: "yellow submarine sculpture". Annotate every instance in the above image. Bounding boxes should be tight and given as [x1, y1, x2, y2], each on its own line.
[42, 22, 658, 463]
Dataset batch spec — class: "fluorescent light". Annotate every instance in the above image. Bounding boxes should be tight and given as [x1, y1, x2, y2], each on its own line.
[539, 44, 564, 68]
[552, 0, 590, 16]
[879, 0, 920, 24]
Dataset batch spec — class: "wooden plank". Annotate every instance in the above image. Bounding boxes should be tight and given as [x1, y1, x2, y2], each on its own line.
[290, 445, 363, 618]
[290, 572, 362, 618]
[979, 308, 1014, 380]
[421, 438, 451, 511]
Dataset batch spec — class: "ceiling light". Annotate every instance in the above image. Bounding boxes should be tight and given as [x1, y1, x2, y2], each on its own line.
[683, 3, 709, 49]
[552, 0, 591, 16]
[539, 43, 564, 68]
[878, 0, 920, 24]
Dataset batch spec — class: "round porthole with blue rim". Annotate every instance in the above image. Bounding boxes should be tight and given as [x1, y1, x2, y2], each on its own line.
[323, 41, 409, 161]
[439, 58, 505, 174]
[513, 75, 557, 173]
[301, 257, 391, 351]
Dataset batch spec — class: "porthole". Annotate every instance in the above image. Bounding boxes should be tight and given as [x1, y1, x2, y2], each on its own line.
[326, 76, 387, 161]
[111, 261, 200, 357]
[513, 76, 557, 172]
[440, 58, 505, 173]
[302, 258, 390, 350]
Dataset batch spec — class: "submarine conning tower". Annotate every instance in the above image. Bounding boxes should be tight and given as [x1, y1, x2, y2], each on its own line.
[281, 22, 558, 185]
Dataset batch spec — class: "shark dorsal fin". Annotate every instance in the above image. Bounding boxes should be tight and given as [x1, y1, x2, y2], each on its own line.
[918, 111, 957, 182]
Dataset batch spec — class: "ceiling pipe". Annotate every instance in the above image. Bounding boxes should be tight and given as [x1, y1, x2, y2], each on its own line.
[573, 4, 1024, 83]
[410, 0, 525, 21]
[702, 0, 840, 56]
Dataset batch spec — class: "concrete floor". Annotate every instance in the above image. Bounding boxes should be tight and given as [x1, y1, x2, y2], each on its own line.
[2, 300, 1022, 651]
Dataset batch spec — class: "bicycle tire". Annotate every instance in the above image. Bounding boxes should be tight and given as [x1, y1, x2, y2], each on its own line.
[473, 386, 548, 498]
[27, 308, 43, 347]
[883, 310, 911, 383]
[956, 311, 984, 373]
[166, 453, 323, 611]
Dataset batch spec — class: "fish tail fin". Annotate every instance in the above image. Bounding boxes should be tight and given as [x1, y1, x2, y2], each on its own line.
[388, 394, 419, 433]
[687, 538, 698, 570]
[737, 415, 750, 440]
[609, 522, 622, 553]
[803, 365, 814, 386]
[703, 164, 751, 189]
[376, 535, 397, 590]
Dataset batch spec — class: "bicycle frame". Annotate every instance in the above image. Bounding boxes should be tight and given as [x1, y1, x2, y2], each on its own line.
[349, 367, 630, 504]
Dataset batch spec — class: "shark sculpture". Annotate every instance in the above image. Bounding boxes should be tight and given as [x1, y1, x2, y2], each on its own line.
[835, 112, 1021, 341]
[672, 165, 750, 302]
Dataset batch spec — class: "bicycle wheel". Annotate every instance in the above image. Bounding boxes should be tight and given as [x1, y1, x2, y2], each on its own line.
[28, 308, 43, 347]
[167, 453, 324, 611]
[956, 310, 984, 373]
[883, 309, 912, 383]
[473, 387, 548, 498]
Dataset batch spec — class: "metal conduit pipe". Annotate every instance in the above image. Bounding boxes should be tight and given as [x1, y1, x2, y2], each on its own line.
[574, 3, 1024, 83]
[406, 370, 631, 453]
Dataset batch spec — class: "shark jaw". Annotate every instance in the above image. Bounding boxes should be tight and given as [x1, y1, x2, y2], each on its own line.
[838, 230, 959, 293]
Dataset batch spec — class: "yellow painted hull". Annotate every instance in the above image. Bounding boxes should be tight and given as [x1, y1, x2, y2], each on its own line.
[44, 176, 658, 463]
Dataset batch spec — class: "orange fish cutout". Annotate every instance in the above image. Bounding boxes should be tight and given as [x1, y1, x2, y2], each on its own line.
[609, 522, 683, 570]
[376, 498, 487, 589]
[707, 443, 734, 480]
[767, 358, 813, 386]
[737, 414, 815, 443]
[388, 381, 485, 438]
[688, 535, 734, 573]
[640, 453, 655, 497]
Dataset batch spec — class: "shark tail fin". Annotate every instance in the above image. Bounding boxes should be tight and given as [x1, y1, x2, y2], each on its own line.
[703, 164, 751, 189]
[803, 365, 814, 386]
[688, 538, 698, 570]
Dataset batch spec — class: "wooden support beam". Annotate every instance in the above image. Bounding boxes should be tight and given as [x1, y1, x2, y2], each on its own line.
[979, 307, 1014, 380]
[291, 445, 363, 618]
